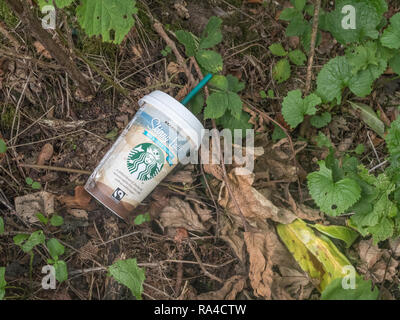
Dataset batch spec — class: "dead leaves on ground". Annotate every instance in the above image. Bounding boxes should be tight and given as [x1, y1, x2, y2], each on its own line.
[58, 186, 96, 211]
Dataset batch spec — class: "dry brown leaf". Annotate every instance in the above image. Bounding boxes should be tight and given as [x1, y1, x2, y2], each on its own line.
[67, 208, 88, 220]
[33, 41, 52, 59]
[164, 167, 194, 184]
[197, 275, 246, 300]
[193, 202, 212, 223]
[15, 191, 55, 224]
[174, 227, 189, 243]
[79, 240, 99, 261]
[358, 239, 399, 283]
[219, 167, 297, 224]
[149, 186, 171, 218]
[244, 231, 274, 299]
[160, 197, 207, 232]
[167, 61, 182, 75]
[58, 186, 96, 211]
[36, 143, 53, 166]
[220, 214, 246, 262]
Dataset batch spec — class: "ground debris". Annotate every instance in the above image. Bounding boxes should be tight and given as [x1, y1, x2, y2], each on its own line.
[14, 191, 55, 223]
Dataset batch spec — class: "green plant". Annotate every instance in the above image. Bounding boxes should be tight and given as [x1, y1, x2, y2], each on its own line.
[269, 43, 307, 84]
[279, 0, 321, 52]
[0, 139, 7, 154]
[175, 16, 252, 133]
[46, 238, 68, 282]
[108, 258, 145, 300]
[37, 0, 138, 44]
[0, 267, 6, 300]
[25, 177, 41, 190]
[0, 217, 4, 235]
[134, 213, 151, 225]
[36, 212, 64, 227]
[321, 276, 379, 300]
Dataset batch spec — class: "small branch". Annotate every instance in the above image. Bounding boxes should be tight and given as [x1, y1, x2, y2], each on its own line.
[305, 0, 321, 95]
[18, 163, 91, 175]
[188, 241, 223, 283]
[153, 21, 195, 86]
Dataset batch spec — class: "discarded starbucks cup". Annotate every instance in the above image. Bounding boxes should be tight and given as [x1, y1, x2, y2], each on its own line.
[85, 90, 205, 220]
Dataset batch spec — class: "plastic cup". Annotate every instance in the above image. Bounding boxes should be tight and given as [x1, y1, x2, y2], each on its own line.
[85, 90, 204, 219]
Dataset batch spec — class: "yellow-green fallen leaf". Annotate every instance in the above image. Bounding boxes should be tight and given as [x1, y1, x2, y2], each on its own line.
[277, 219, 353, 291]
[311, 224, 359, 248]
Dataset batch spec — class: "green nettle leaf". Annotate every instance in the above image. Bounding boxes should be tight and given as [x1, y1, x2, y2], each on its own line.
[291, 0, 306, 11]
[380, 13, 400, 49]
[273, 59, 291, 84]
[316, 56, 352, 104]
[0, 139, 7, 154]
[47, 238, 65, 259]
[54, 260, 68, 282]
[321, 277, 379, 300]
[50, 215, 64, 227]
[282, 90, 321, 129]
[307, 161, 361, 216]
[226, 74, 245, 93]
[354, 144, 365, 155]
[386, 118, 400, 160]
[134, 213, 151, 226]
[310, 112, 332, 129]
[269, 43, 288, 57]
[199, 16, 223, 49]
[216, 112, 252, 136]
[38, 0, 74, 9]
[286, 15, 310, 37]
[322, 0, 382, 44]
[226, 92, 243, 120]
[175, 30, 198, 56]
[21, 230, 45, 253]
[0, 217, 4, 235]
[195, 50, 223, 73]
[389, 55, 400, 75]
[279, 8, 298, 21]
[288, 49, 307, 66]
[188, 92, 204, 115]
[204, 92, 228, 119]
[368, 217, 394, 244]
[0, 267, 6, 300]
[76, 0, 138, 44]
[108, 259, 145, 300]
[315, 132, 333, 149]
[312, 224, 359, 248]
[208, 75, 229, 91]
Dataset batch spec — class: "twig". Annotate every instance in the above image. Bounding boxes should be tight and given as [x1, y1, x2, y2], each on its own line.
[188, 241, 223, 283]
[18, 164, 91, 175]
[0, 21, 21, 48]
[153, 21, 195, 86]
[305, 0, 321, 95]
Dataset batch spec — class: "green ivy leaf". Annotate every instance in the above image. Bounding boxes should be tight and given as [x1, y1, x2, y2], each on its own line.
[381, 13, 400, 49]
[288, 49, 307, 66]
[54, 260, 68, 283]
[0, 267, 6, 300]
[273, 59, 291, 84]
[282, 90, 321, 129]
[108, 259, 145, 300]
[321, 277, 379, 300]
[199, 16, 223, 49]
[269, 43, 288, 57]
[50, 215, 64, 227]
[76, 0, 138, 44]
[307, 161, 361, 216]
[310, 112, 332, 129]
[47, 238, 65, 259]
[316, 56, 352, 104]
[175, 30, 197, 56]
[0, 139, 7, 154]
[195, 50, 223, 73]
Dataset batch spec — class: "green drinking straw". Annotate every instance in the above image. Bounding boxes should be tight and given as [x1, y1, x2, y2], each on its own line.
[181, 73, 213, 105]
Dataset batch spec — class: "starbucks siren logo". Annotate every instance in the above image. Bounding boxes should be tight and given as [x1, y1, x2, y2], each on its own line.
[127, 143, 164, 181]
